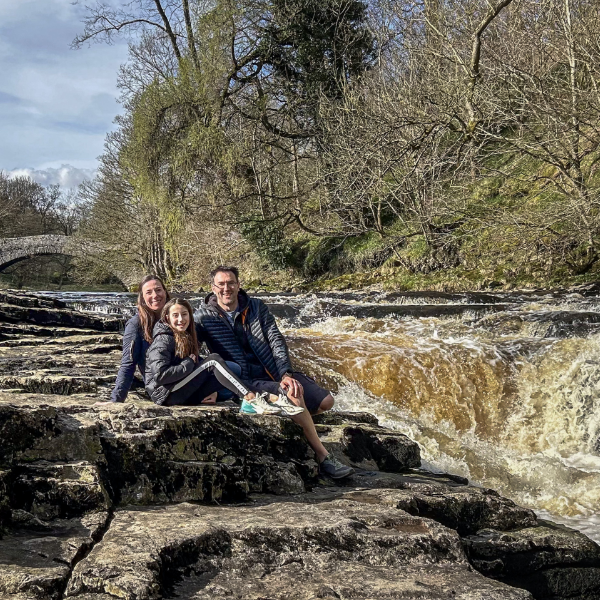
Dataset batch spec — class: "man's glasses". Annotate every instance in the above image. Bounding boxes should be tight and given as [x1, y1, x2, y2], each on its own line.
[212, 281, 238, 289]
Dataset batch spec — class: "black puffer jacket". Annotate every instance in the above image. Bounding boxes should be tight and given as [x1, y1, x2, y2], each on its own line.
[194, 290, 292, 381]
[145, 321, 196, 405]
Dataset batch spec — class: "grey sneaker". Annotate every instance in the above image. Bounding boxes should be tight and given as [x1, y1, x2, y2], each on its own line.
[319, 454, 354, 479]
[240, 392, 282, 415]
[272, 393, 305, 416]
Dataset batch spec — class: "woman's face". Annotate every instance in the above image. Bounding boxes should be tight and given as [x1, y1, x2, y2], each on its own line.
[168, 304, 190, 333]
[142, 280, 167, 313]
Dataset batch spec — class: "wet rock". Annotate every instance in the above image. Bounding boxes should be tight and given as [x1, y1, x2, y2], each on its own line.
[338, 478, 537, 535]
[314, 411, 380, 426]
[566, 282, 600, 297]
[0, 328, 123, 395]
[376, 290, 512, 305]
[0, 294, 120, 331]
[0, 396, 598, 599]
[178, 563, 533, 600]
[0, 322, 116, 340]
[265, 303, 300, 321]
[0, 290, 67, 310]
[476, 310, 600, 338]
[0, 396, 323, 505]
[0, 469, 10, 532]
[269, 301, 514, 327]
[0, 374, 102, 394]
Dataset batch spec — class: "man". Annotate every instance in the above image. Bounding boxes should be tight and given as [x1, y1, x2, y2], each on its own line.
[194, 266, 354, 479]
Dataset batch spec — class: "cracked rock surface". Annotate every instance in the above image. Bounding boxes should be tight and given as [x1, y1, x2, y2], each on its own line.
[0, 290, 599, 600]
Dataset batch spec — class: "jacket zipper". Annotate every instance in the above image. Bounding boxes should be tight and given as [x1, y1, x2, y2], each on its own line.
[216, 306, 276, 381]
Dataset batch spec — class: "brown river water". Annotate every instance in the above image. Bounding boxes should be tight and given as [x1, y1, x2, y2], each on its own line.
[43, 288, 600, 542]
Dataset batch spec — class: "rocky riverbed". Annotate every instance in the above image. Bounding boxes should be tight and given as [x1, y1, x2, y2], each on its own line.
[1, 290, 600, 600]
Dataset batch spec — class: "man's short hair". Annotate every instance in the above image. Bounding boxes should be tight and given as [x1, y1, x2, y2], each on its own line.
[210, 266, 240, 283]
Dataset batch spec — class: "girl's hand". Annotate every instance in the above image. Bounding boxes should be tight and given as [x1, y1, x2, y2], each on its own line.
[190, 354, 198, 363]
[201, 392, 218, 405]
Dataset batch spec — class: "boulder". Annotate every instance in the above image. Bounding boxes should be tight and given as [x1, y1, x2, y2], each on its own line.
[465, 522, 600, 599]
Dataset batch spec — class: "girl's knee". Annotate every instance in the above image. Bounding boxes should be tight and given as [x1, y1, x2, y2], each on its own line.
[206, 353, 225, 365]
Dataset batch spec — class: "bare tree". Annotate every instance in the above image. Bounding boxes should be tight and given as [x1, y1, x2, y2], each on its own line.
[468, 0, 600, 273]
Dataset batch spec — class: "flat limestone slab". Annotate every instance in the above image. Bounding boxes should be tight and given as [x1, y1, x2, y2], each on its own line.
[0, 513, 108, 600]
[66, 500, 530, 600]
[172, 563, 533, 600]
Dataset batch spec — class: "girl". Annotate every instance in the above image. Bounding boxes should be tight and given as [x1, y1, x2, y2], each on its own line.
[145, 298, 286, 411]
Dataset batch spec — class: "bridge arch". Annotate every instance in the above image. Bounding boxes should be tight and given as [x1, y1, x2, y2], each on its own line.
[0, 235, 130, 288]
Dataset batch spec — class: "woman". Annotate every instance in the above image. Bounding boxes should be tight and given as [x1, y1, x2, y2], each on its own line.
[145, 298, 288, 411]
[110, 275, 170, 402]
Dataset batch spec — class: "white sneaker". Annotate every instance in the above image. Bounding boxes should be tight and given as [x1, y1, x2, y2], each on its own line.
[272, 393, 305, 416]
[240, 392, 282, 415]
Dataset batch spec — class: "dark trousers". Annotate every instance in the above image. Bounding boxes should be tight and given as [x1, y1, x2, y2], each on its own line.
[164, 354, 256, 406]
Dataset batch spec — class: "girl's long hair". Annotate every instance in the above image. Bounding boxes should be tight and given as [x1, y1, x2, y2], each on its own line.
[161, 298, 199, 359]
[137, 275, 171, 343]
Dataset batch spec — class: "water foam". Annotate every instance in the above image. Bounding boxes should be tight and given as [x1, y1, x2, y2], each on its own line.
[290, 313, 600, 541]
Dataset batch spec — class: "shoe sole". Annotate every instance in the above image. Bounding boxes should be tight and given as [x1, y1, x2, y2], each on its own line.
[273, 402, 305, 416]
[320, 469, 355, 479]
[240, 406, 281, 415]
[279, 408, 305, 416]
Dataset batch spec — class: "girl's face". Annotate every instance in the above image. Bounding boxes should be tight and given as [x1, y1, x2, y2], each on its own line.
[142, 279, 167, 313]
[168, 304, 190, 333]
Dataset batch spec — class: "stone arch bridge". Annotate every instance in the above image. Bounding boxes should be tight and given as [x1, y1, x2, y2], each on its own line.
[0, 235, 133, 288]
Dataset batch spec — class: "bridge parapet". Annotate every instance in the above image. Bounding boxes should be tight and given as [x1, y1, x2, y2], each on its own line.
[0, 235, 132, 288]
[0, 235, 70, 269]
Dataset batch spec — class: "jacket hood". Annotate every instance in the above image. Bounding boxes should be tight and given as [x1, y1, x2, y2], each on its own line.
[205, 289, 249, 312]
[152, 320, 174, 338]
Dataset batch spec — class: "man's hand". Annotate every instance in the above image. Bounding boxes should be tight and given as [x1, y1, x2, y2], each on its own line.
[280, 375, 303, 399]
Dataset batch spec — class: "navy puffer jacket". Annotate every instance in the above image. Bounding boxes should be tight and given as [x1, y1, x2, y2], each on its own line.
[194, 290, 292, 381]
[110, 314, 150, 403]
[145, 321, 196, 405]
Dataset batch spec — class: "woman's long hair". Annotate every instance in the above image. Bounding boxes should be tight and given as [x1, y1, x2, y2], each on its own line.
[161, 298, 199, 359]
[137, 275, 170, 343]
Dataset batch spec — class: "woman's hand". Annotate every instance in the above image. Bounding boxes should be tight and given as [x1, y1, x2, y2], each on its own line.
[190, 354, 198, 363]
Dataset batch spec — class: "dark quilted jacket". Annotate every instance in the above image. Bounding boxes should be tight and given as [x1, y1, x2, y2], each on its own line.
[194, 290, 292, 381]
[144, 321, 196, 405]
[110, 314, 150, 403]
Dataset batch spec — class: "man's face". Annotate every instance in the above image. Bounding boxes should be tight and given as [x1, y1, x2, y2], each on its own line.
[212, 271, 239, 309]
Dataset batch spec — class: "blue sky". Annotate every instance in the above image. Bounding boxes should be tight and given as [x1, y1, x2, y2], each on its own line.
[0, 0, 129, 186]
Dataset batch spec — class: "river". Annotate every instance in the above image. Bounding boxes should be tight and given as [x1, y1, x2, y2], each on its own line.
[38, 288, 600, 543]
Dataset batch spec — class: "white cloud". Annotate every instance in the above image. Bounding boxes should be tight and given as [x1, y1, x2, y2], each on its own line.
[6, 164, 96, 189]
